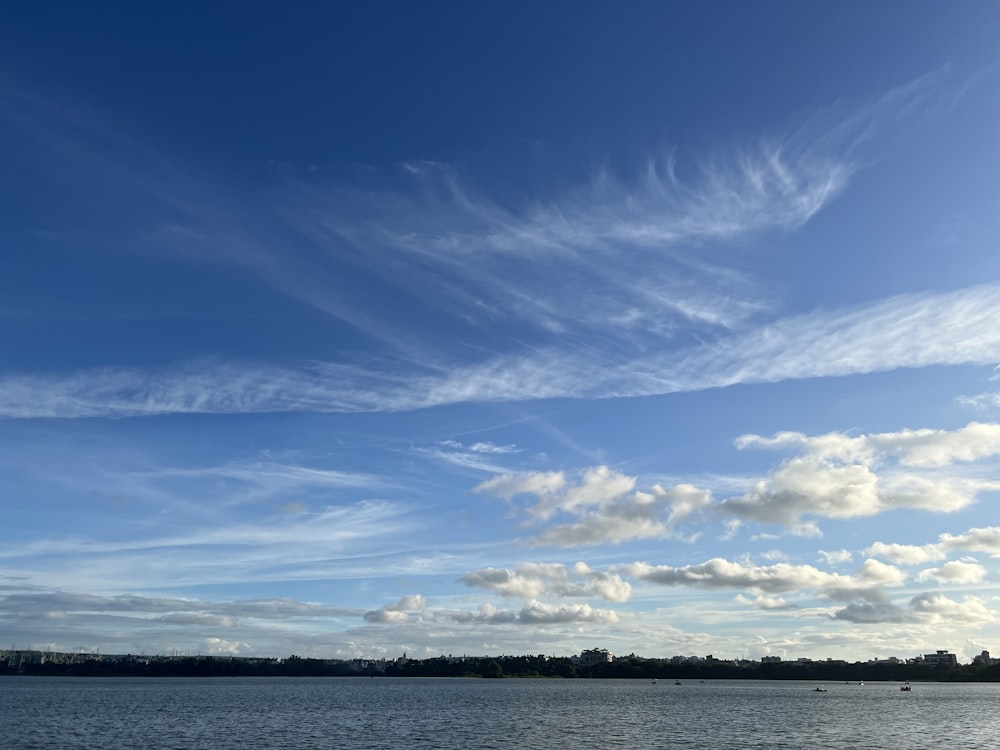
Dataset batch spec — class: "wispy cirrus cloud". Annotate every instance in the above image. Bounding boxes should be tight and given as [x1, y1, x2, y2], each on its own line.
[415, 439, 523, 474]
[5, 281, 1000, 420]
[283, 139, 839, 340]
[280, 70, 960, 344]
[0, 499, 419, 592]
[0, 590, 365, 655]
[3, 70, 951, 362]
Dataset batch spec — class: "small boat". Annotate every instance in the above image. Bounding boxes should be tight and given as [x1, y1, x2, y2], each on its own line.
[900, 684, 912, 692]
[674, 680, 682, 685]
[813, 686, 828, 692]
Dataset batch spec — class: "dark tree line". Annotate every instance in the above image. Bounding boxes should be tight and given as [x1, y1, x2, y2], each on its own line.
[5, 654, 1000, 681]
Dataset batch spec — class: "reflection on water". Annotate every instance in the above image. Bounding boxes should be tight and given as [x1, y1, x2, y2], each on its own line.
[2, 677, 997, 749]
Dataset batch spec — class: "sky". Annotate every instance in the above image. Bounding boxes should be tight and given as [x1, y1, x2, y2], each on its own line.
[3, 1, 1000, 663]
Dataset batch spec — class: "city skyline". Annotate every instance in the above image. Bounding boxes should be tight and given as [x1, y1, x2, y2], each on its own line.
[3, 2, 1000, 662]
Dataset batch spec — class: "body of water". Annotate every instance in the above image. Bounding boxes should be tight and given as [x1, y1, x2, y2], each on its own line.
[2, 676, 997, 749]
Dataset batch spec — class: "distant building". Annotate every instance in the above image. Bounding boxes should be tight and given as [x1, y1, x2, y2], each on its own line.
[972, 651, 994, 666]
[922, 650, 958, 668]
[761, 655, 782, 664]
[575, 648, 613, 667]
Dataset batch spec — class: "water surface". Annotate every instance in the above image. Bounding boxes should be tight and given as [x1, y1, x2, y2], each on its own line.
[3, 677, 996, 749]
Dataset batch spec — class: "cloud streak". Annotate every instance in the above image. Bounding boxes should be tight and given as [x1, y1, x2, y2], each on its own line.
[4, 280, 1000, 420]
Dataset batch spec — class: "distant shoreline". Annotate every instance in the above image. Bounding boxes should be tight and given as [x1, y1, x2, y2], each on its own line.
[4, 652, 999, 682]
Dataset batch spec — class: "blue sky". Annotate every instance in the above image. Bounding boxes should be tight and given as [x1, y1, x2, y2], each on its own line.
[4, 1, 1000, 662]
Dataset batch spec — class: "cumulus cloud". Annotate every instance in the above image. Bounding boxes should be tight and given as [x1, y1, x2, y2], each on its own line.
[817, 549, 853, 565]
[204, 637, 247, 654]
[909, 593, 996, 624]
[870, 422, 1000, 467]
[461, 566, 556, 599]
[475, 471, 566, 502]
[476, 467, 712, 546]
[619, 556, 914, 626]
[833, 601, 908, 623]
[865, 542, 947, 565]
[449, 600, 619, 626]
[939, 526, 1000, 555]
[916, 560, 986, 584]
[867, 526, 1000, 566]
[363, 594, 426, 624]
[723, 423, 1000, 531]
[518, 600, 619, 625]
[829, 583, 997, 626]
[460, 562, 631, 602]
[620, 558, 856, 594]
[735, 593, 792, 610]
[856, 559, 906, 586]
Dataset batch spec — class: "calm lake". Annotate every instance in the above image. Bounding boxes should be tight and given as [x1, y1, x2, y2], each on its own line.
[2, 676, 998, 749]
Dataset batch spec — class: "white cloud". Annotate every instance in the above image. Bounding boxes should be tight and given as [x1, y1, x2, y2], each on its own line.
[865, 542, 947, 565]
[867, 526, 1000, 566]
[870, 422, 1000, 467]
[0, 499, 419, 594]
[203, 637, 247, 655]
[832, 600, 908, 624]
[910, 593, 996, 624]
[4, 72, 998, 425]
[474, 424, 1000, 545]
[468, 442, 520, 455]
[517, 600, 619, 625]
[6, 285, 1000, 419]
[364, 594, 426, 624]
[939, 526, 1000, 555]
[620, 558, 856, 595]
[460, 562, 631, 602]
[916, 560, 986, 584]
[476, 467, 713, 547]
[448, 600, 619, 626]
[475, 471, 566, 501]
[460, 566, 553, 599]
[419, 442, 516, 473]
[857, 559, 906, 586]
[0, 591, 366, 655]
[284, 136, 847, 344]
[724, 423, 1000, 531]
[958, 389, 1000, 411]
[817, 549, 853, 565]
[735, 593, 791, 610]
[723, 460, 880, 525]
[620, 556, 916, 626]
